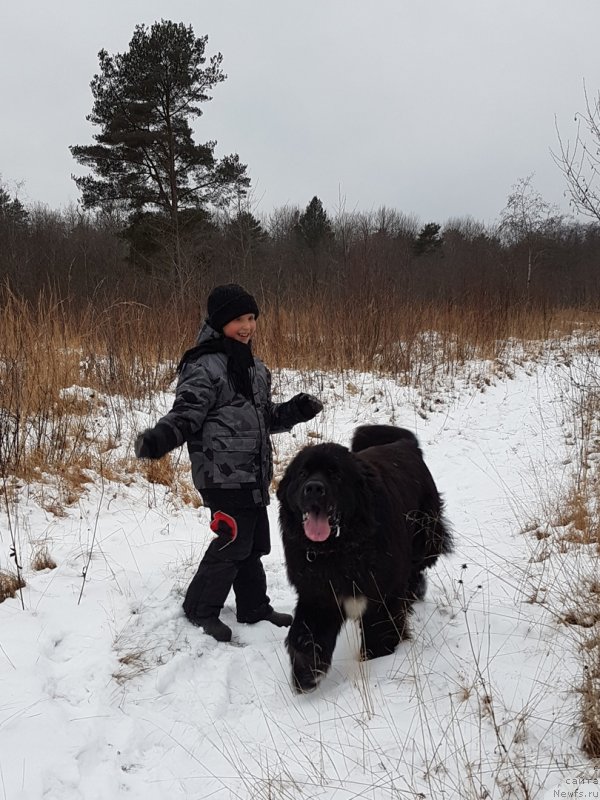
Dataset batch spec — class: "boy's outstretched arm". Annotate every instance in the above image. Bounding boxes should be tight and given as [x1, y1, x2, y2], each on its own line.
[269, 381, 324, 433]
[134, 362, 217, 460]
[134, 423, 178, 460]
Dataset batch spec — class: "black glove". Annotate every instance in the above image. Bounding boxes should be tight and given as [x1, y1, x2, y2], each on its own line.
[293, 392, 323, 422]
[134, 423, 178, 459]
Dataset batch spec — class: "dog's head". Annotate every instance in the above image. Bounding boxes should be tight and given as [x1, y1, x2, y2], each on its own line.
[277, 443, 366, 543]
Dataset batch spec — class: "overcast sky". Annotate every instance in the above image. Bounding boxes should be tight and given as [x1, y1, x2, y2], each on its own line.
[1, 0, 599, 226]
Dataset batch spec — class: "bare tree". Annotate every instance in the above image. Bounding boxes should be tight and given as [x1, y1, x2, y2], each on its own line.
[498, 175, 562, 299]
[553, 83, 600, 224]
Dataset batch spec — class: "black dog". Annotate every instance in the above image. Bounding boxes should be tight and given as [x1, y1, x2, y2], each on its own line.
[277, 424, 452, 692]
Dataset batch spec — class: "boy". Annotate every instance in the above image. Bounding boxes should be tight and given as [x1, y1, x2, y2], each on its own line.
[134, 284, 323, 642]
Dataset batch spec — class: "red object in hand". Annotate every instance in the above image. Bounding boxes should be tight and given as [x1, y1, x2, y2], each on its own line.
[210, 511, 238, 542]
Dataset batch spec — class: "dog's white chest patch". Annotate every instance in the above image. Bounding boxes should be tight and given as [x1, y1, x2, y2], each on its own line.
[341, 595, 368, 620]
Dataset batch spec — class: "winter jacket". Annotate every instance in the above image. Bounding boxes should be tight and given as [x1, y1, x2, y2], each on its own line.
[155, 323, 307, 506]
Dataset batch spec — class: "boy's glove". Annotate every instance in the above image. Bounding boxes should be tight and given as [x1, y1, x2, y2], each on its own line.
[293, 392, 323, 422]
[134, 423, 178, 460]
[210, 511, 238, 543]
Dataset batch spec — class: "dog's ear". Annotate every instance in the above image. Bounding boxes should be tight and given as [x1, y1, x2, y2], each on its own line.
[276, 472, 287, 500]
[277, 447, 311, 501]
[277, 463, 294, 500]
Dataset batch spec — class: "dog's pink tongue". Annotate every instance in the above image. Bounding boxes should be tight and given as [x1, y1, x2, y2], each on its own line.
[303, 511, 331, 542]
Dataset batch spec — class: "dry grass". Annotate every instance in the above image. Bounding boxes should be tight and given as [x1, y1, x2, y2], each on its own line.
[0, 569, 26, 603]
[113, 650, 154, 685]
[141, 458, 202, 508]
[3, 288, 595, 503]
[258, 297, 571, 374]
[581, 634, 600, 757]
[538, 357, 600, 759]
[31, 545, 57, 572]
[0, 288, 188, 487]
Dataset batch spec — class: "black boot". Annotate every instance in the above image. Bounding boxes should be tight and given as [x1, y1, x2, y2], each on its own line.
[265, 610, 293, 627]
[237, 605, 293, 627]
[188, 616, 232, 642]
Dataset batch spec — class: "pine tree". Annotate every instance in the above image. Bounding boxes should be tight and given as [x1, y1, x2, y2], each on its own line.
[70, 20, 249, 281]
[0, 186, 28, 230]
[414, 222, 443, 256]
[296, 196, 333, 252]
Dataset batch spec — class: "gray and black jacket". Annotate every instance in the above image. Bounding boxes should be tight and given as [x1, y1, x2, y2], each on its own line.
[155, 323, 308, 506]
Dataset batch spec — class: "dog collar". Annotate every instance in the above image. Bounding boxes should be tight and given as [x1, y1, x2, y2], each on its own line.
[304, 521, 341, 562]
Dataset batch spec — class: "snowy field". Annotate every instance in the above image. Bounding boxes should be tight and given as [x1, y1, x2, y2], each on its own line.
[1, 341, 598, 799]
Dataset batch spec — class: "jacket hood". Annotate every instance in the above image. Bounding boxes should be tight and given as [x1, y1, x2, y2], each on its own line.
[196, 321, 223, 345]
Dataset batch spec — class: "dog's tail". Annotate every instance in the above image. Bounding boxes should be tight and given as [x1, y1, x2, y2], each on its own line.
[351, 424, 421, 453]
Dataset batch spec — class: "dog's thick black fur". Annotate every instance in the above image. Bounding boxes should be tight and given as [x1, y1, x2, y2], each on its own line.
[277, 424, 452, 692]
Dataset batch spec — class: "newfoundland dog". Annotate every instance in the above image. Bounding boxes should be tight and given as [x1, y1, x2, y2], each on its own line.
[277, 424, 452, 692]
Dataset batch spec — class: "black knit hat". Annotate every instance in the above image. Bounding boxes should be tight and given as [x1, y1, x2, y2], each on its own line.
[207, 284, 260, 332]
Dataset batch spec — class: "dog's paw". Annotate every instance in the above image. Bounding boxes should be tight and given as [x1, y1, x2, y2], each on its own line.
[289, 647, 327, 693]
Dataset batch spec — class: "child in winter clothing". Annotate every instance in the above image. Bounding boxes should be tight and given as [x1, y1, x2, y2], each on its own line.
[134, 284, 323, 642]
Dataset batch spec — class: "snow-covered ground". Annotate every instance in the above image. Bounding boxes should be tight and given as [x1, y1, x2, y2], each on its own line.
[1, 344, 598, 799]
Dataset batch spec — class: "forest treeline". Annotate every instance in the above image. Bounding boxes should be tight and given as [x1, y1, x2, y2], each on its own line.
[1, 188, 599, 312]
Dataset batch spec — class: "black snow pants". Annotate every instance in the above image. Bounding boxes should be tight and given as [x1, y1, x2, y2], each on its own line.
[182, 489, 273, 623]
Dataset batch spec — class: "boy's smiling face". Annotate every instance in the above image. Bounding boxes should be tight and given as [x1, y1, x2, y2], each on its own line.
[222, 313, 257, 344]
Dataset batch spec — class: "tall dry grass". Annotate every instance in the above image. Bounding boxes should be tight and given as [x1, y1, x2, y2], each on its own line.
[560, 355, 600, 758]
[0, 287, 597, 487]
[524, 344, 600, 759]
[0, 289, 188, 481]
[259, 295, 564, 373]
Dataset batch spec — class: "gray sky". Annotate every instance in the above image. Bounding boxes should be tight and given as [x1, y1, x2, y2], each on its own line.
[1, 0, 599, 226]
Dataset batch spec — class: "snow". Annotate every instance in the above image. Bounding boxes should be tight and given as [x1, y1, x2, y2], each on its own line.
[1, 344, 598, 799]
